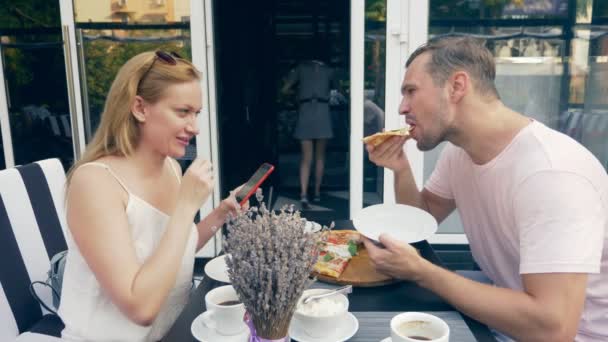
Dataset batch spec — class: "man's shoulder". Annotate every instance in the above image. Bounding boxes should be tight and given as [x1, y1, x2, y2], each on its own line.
[511, 122, 608, 191]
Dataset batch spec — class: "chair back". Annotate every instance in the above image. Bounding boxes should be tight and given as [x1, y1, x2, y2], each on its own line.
[0, 159, 68, 339]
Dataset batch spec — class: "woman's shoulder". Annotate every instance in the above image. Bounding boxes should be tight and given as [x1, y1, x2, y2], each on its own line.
[70, 156, 128, 194]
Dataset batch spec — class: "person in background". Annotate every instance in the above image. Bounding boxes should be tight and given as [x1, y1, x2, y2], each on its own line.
[364, 36, 608, 341]
[59, 51, 242, 342]
[282, 55, 335, 209]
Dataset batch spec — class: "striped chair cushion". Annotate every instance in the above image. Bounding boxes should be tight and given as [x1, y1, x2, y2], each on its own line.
[0, 159, 67, 340]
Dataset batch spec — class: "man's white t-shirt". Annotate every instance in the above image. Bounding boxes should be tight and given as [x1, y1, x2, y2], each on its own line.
[425, 121, 608, 341]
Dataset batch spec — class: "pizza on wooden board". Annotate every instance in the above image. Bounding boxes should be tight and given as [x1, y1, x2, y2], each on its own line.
[362, 127, 410, 147]
[313, 230, 363, 278]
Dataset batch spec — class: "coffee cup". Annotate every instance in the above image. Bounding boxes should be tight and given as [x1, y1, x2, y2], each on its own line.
[201, 285, 246, 335]
[390, 312, 450, 342]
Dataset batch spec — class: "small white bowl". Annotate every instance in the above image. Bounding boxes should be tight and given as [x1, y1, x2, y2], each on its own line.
[293, 289, 349, 338]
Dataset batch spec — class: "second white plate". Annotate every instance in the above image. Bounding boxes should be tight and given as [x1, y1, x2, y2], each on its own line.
[352, 204, 437, 243]
[204, 254, 231, 283]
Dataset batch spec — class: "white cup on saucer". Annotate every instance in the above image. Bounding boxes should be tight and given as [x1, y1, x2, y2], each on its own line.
[390, 312, 450, 342]
[201, 285, 246, 336]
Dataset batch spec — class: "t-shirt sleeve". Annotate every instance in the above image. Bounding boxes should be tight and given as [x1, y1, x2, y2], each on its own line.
[514, 171, 606, 274]
[424, 144, 455, 200]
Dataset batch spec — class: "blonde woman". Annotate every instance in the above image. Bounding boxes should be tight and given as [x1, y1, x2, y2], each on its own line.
[58, 51, 238, 341]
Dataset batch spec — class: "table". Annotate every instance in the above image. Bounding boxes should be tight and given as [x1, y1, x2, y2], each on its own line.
[162, 221, 497, 341]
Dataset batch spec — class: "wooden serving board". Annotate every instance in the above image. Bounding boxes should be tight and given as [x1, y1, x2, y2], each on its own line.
[314, 247, 401, 287]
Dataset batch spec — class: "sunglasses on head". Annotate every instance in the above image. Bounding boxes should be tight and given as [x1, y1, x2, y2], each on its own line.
[138, 50, 184, 88]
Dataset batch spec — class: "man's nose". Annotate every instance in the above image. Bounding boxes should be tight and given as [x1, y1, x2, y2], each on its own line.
[398, 96, 410, 115]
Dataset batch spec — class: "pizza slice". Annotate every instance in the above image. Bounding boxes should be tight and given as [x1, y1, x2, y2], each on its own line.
[314, 250, 350, 278]
[314, 230, 363, 278]
[362, 127, 411, 147]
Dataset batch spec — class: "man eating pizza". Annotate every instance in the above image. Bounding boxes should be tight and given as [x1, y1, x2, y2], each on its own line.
[364, 36, 608, 341]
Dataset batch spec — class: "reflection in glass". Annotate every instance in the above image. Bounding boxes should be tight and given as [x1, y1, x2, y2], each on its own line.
[74, 0, 191, 24]
[73, 0, 194, 169]
[259, 0, 349, 223]
[0, 1, 74, 169]
[430, 0, 568, 20]
[363, 0, 386, 208]
[426, 0, 608, 234]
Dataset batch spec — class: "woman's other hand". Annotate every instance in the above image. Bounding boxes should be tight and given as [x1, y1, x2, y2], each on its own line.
[178, 158, 214, 213]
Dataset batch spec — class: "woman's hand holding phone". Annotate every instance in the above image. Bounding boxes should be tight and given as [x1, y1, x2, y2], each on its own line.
[178, 158, 214, 214]
[219, 185, 247, 219]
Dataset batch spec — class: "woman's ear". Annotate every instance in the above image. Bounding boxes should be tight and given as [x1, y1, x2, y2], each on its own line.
[131, 95, 147, 122]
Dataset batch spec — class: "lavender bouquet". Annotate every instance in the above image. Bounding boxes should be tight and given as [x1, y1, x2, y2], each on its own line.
[223, 190, 328, 340]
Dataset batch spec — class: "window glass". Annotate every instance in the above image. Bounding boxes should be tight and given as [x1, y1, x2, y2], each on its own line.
[427, 0, 608, 234]
[0, 1, 74, 169]
[73, 0, 194, 168]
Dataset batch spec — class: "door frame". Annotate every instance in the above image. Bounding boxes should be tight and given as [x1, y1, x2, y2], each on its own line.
[59, 0, 87, 161]
[0, 44, 15, 168]
[191, 0, 222, 256]
[349, 0, 427, 217]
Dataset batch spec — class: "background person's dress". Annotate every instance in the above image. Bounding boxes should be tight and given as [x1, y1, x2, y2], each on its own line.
[286, 60, 334, 140]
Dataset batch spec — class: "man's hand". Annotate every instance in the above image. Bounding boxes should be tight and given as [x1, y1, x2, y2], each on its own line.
[362, 234, 428, 282]
[366, 135, 410, 172]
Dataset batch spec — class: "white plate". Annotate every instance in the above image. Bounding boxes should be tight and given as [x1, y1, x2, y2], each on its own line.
[204, 254, 230, 283]
[190, 312, 249, 342]
[289, 312, 359, 342]
[380, 338, 391, 342]
[352, 204, 438, 243]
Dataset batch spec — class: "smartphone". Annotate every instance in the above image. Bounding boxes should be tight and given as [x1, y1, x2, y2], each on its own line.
[235, 163, 275, 206]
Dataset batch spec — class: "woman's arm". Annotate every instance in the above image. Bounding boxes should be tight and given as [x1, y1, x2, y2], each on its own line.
[67, 160, 213, 326]
[168, 159, 240, 251]
[195, 190, 241, 251]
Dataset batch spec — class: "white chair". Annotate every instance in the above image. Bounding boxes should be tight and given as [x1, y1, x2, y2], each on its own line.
[0, 159, 68, 340]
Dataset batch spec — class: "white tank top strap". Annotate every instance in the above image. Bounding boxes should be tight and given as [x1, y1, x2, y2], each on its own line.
[166, 158, 182, 183]
[79, 162, 131, 193]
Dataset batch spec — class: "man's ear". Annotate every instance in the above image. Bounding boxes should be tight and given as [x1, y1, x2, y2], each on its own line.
[449, 71, 468, 103]
[131, 95, 147, 123]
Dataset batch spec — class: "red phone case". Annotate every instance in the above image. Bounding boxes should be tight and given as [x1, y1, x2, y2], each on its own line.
[237, 164, 275, 206]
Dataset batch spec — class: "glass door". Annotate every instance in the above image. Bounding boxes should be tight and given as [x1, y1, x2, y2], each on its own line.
[0, 0, 80, 170]
[352, 0, 427, 217]
[212, 0, 351, 226]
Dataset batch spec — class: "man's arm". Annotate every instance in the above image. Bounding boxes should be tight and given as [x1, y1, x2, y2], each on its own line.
[367, 136, 455, 224]
[420, 262, 587, 342]
[364, 236, 587, 342]
[394, 162, 455, 224]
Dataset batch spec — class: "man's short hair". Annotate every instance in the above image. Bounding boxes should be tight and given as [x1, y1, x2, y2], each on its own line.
[406, 36, 499, 99]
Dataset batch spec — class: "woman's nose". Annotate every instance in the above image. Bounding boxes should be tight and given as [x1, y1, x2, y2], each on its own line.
[186, 116, 200, 135]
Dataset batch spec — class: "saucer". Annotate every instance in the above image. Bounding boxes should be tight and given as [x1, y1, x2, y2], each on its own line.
[304, 220, 322, 233]
[289, 312, 358, 342]
[191, 312, 249, 342]
[204, 254, 230, 283]
[380, 338, 391, 342]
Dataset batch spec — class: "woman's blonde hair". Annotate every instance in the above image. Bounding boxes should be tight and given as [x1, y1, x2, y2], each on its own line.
[66, 51, 201, 186]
